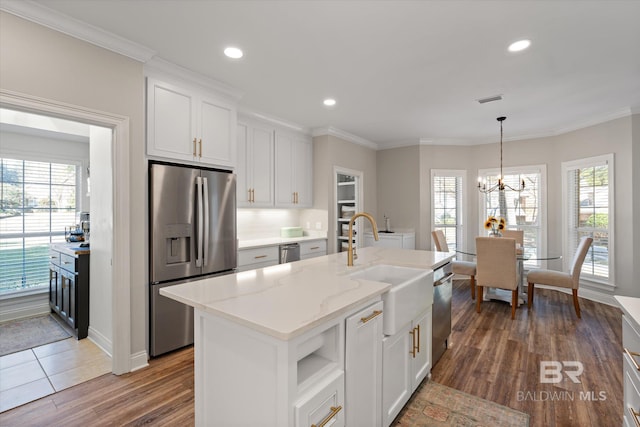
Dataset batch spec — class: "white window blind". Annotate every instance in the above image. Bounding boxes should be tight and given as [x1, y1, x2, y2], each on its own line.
[562, 154, 613, 283]
[431, 170, 465, 251]
[0, 158, 77, 293]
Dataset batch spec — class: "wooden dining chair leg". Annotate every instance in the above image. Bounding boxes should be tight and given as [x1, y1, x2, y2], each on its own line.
[476, 286, 483, 313]
[470, 275, 476, 300]
[527, 282, 534, 308]
[572, 289, 581, 319]
[511, 289, 517, 320]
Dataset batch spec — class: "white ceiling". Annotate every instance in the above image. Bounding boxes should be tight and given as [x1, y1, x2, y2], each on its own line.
[11, 0, 640, 148]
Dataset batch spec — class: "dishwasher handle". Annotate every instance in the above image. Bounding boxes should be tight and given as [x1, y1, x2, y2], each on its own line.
[434, 272, 454, 287]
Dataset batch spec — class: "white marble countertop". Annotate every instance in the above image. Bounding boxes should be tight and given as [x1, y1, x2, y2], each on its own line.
[161, 246, 454, 340]
[238, 235, 327, 249]
[615, 296, 640, 327]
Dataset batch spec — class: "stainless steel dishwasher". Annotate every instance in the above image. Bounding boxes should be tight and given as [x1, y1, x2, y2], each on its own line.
[432, 261, 453, 366]
[279, 243, 300, 263]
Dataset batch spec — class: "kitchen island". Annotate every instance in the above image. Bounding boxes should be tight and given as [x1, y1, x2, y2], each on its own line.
[161, 246, 453, 427]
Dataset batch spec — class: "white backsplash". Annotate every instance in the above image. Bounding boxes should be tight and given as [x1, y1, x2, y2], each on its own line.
[237, 209, 328, 240]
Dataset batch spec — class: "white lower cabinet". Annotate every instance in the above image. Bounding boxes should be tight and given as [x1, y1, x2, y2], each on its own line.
[300, 240, 328, 260]
[295, 370, 345, 427]
[381, 307, 432, 427]
[237, 246, 279, 271]
[623, 313, 640, 427]
[364, 232, 415, 250]
[345, 301, 384, 427]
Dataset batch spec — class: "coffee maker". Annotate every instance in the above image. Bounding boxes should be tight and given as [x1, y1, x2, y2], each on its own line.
[78, 212, 90, 244]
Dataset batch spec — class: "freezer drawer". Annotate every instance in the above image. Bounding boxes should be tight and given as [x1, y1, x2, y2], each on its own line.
[150, 282, 194, 357]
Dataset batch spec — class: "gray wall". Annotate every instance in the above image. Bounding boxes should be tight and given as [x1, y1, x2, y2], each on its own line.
[0, 12, 146, 357]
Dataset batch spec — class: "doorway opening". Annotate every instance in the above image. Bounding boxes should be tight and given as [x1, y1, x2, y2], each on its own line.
[1, 88, 132, 376]
[0, 107, 116, 410]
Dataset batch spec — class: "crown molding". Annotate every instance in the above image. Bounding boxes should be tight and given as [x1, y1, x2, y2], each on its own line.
[553, 107, 633, 136]
[237, 107, 310, 134]
[311, 126, 378, 150]
[1, 0, 156, 62]
[144, 57, 243, 102]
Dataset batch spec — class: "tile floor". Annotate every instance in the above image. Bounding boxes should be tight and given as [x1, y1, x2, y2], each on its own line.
[0, 337, 112, 412]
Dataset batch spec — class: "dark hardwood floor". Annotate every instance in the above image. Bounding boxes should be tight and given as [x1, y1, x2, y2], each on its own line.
[431, 280, 623, 427]
[0, 280, 623, 426]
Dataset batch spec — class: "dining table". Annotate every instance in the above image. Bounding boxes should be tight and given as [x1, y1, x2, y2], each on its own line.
[455, 247, 562, 306]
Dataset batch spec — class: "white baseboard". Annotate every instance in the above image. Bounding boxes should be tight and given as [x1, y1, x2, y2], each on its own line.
[130, 350, 149, 372]
[88, 326, 113, 357]
[0, 293, 49, 323]
[536, 284, 618, 307]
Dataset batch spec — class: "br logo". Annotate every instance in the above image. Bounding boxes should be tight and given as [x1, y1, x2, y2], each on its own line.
[540, 361, 584, 384]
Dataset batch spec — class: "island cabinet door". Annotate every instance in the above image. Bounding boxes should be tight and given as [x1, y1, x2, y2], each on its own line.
[345, 301, 384, 427]
[411, 307, 432, 391]
[381, 322, 413, 427]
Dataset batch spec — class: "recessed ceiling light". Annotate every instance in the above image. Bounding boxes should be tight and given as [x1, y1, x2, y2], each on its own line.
[323, 98, 336, 107]
[508, 39, 531, 52]
[224, 47, 243, 59]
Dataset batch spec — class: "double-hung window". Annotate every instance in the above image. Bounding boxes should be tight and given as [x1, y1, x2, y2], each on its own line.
[431, 169, 465, 251]
[562, 154, 614, 285]
[0, 158, 77, 294]
[478, 165, 546, 267]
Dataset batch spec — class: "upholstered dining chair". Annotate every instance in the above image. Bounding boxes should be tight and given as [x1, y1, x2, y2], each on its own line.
[475, 236, 519, 319]
[527, 236, 593, 318]
[432, 230, 477, 299]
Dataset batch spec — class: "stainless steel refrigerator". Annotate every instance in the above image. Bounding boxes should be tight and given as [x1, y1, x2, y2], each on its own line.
[149, 161, 237, 356]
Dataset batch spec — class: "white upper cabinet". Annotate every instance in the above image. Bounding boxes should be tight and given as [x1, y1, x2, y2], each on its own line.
[275, 132, 313, 208]
[236, 121, 274, 208]
[146, 77, 237, 168]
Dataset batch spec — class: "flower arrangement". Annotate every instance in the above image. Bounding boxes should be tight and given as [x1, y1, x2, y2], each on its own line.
[484, 216, 506, 236]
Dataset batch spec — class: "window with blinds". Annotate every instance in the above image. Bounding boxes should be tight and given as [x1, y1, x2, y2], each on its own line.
[478, 165, 546, 267]
[562, 154, 613, 283]
[0, 158, 77, 293]
[431, 170, 465, 251]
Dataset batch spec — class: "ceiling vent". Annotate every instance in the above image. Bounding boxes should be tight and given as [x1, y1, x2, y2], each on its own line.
[477, 95, 503, 104]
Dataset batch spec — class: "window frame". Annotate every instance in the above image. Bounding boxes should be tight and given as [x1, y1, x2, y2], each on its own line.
[431, 169, 466, 252]
[561, 154, 615, 288]
[1, 156, 82, 295]
[477, 164, 547, 268]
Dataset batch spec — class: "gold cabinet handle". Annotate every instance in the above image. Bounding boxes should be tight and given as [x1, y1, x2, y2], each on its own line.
[360, 309, 382, 324]
[248, 189, 252, 202]
[310, 246, 320, 250]
[251, 189, 255, 203]
[62, 261, 71, 265]
[629, 407, 640, 427]
[254, 255, 267, 259]
[198, 138, 202, 158]
[409, 328, 416, 358]
[193, 138, 197, 156]
[415, 323, 420, 353]
[311, 405, 342, 427]
[295, 192, 299, 204]
[625, 348, 640, 371]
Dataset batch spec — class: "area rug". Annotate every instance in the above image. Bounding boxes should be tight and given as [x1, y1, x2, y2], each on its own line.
[393, 381, 529, 426]
[0, 314, 71, 357]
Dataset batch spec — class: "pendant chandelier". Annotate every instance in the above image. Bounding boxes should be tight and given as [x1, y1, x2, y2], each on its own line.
[477, 116, 525, 194]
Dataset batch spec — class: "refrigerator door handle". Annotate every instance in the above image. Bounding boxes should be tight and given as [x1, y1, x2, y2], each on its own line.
[196, 176, 203, 267]
[203, 177, 210, 266]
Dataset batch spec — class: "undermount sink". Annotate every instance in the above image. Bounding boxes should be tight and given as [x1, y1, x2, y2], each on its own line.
[349, 264, 433, 335]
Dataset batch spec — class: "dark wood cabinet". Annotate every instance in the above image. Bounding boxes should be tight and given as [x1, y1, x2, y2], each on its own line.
[49, 244, 89, 339]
